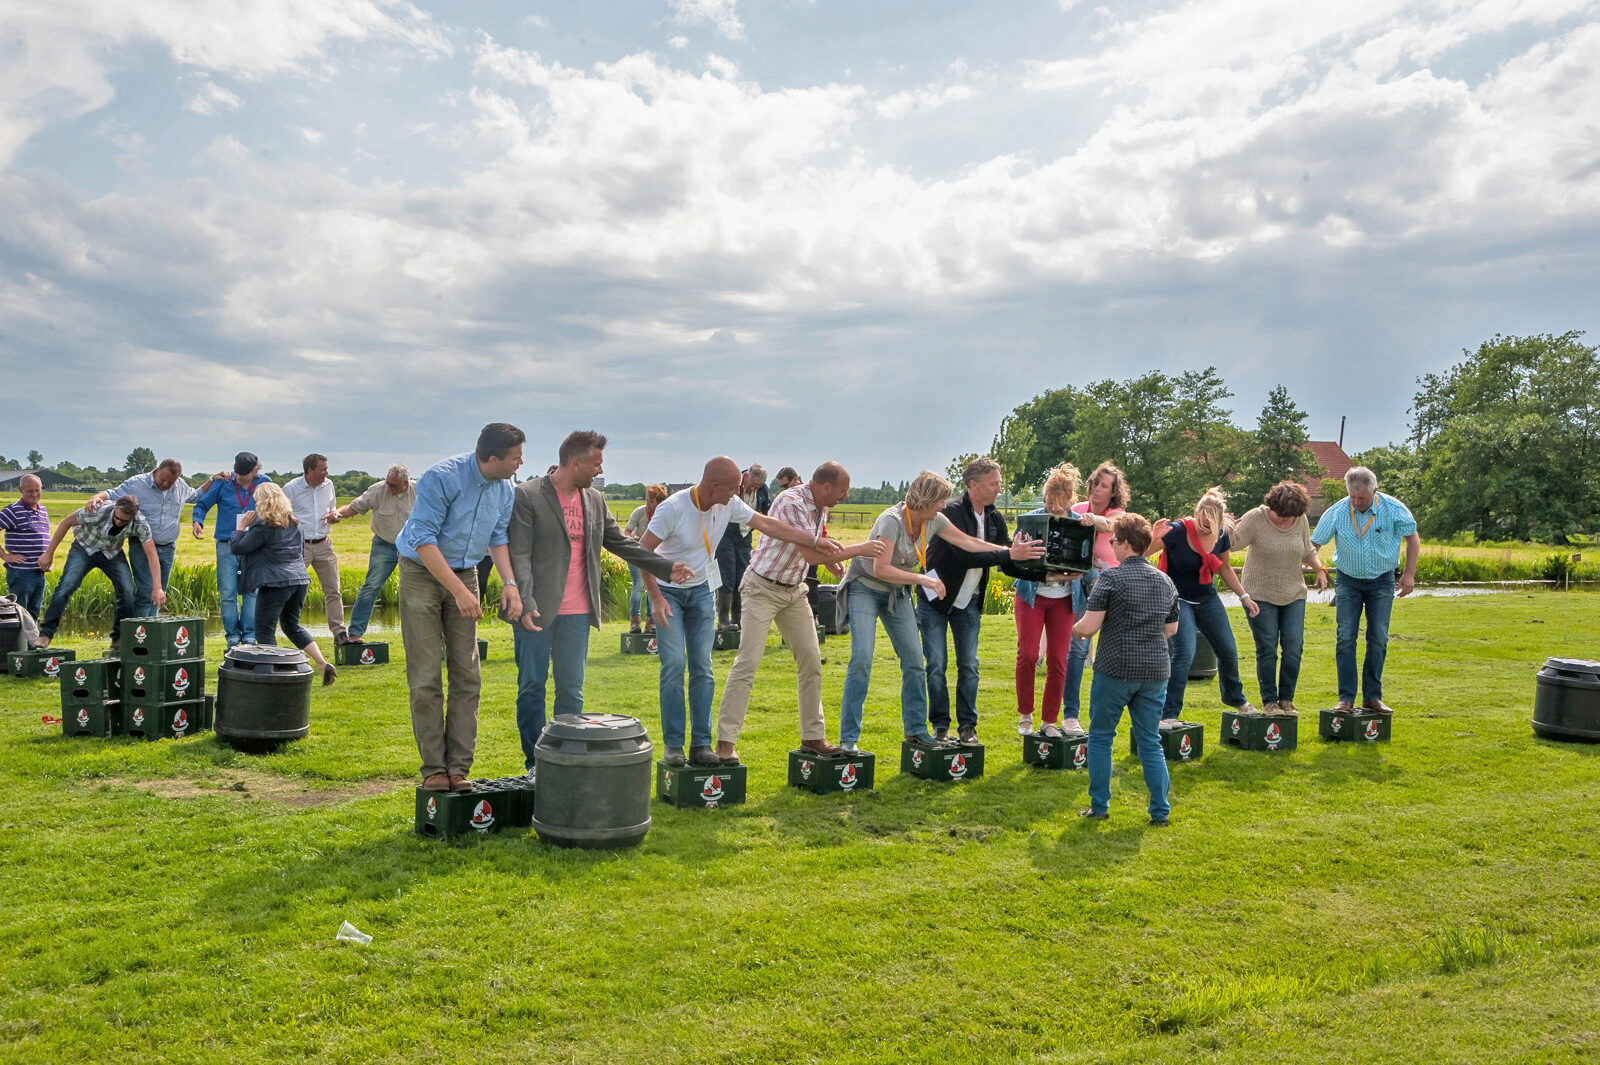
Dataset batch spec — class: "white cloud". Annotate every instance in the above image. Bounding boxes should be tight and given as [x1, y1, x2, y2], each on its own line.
[668, 0, 745, 41]
[876, 80, 976, 119]
[295, 126, 325, 143]
[667, 35, 689, 49]
[185, 79, 243, 117]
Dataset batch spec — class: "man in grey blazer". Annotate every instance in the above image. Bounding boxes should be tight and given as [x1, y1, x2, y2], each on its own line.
[506, 430, 692, 772]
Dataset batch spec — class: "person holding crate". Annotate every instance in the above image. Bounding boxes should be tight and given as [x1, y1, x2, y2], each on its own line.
[1012, 462, 1093, 738]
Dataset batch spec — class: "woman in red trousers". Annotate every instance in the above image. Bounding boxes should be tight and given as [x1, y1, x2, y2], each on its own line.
[1013, 464, 1094, 738]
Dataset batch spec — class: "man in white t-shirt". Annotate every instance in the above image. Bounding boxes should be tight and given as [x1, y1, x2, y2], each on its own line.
[639, 456, 841, 767]
[283, 453, 349, 644]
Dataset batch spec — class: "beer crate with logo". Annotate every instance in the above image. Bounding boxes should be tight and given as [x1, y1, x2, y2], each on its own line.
[63, 697, 123, 738]
[414, 778, 534, 839]
[122, 658, 205, 703]
[123, 698, 204, 741]
[203, 693, 215, 731]
[1131, 721, 1204, 763]
[1319, 708, 1391, 743]
[7, 648, 76, 680]
[120, 616, 205, 661]
[713, 628, 740, 652]
[656, 762, 747, 808]
[334, 641, 389, 666]
[1023, 732, 1089, 770]
[1222, 710, 1298, 752]
[787, 750, 875, 794]
[900, 740, 985, 782]
[61, 658, 121, 706]
[620, 632, 660, 655]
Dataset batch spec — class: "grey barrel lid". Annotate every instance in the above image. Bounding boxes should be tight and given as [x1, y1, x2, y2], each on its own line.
[221, 644, 313, 674]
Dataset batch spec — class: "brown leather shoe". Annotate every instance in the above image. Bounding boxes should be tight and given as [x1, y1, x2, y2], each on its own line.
[1362, 699, 1395, 715]
[448, 774, 473, 792]
[422, 773, 451, 792]
[800, 737, 844, 757]
[1334, 700, 1355, 712]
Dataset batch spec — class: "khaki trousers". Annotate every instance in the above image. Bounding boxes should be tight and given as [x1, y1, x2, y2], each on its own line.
[303, 536, 347, 638]
[717, 570, 825, 743]
[399, 558, 482, 777]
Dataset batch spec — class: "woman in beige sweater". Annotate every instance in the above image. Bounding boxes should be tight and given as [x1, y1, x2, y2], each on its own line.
[1229, 482, 1329, 715]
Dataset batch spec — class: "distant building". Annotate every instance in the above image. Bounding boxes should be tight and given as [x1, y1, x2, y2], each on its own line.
[0, 468, 89, 492]
[1301, 441, 1353, 518]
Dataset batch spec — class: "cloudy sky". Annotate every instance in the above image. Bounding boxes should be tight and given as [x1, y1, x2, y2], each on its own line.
[3, 0, 1597, 486]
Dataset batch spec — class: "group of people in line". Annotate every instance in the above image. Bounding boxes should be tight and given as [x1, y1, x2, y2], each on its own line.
[1, 426, 1421, 822]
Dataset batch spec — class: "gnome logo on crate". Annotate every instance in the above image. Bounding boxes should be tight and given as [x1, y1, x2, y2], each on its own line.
[1265, 723, 1283, 749]
[1231, 717, 1242, 736]
[171, 707, 190, 736]
[1036, 741, 1050, 760]
[74, 666, 88, 685]
[1178, 734, 1194, 760]
[949, 753, 968, 780]
[171, 668, 191, 697]
[134, 624, 149, 645]
[799, 759, 813, 781]
[1072, 744, 1088, 769]
[1364, 719, 1380, 740]
[426, 796, 438, 820]
[662, 769, 672, 791]
[470, 800, 495, 831]
[174, 625, 191, 653]
[133, 666, 146, 687]
[647, 637, 658, 654]
[44, 657, 62, 678]
[76, 707, 89, 728]
[911, 749, 925, 769]
[360, 647, 376, 665]
[839, 763, 859, 791]
[131, 707, 145, 728]
[1330, 715, 1344, 734]
[701, 775, 724, 806]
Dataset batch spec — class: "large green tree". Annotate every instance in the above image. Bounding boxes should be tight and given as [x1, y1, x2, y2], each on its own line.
[123, 447, 158, 477]
[1236, 384, 1321, 503]
[1412, 331, 1600, 541]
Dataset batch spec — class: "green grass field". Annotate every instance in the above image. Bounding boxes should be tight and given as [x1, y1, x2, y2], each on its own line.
[2, 591, 1597, 1063]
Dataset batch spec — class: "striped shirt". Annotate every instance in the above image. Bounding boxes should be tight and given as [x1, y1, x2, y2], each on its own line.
[72, 506, 153, 559]
[1311, 492, 1417, 580]
[749, 484, 826, 586]
[0, 500, 50, 571]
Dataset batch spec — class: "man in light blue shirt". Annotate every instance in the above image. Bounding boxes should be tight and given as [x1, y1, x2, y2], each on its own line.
[1311, 466, 1420, 715]
[87, 459, 217, 627]
[398, 423, 525, 793]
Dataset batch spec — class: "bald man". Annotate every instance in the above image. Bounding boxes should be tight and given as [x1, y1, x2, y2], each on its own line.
[1, 474, 50, 619]
[640, 457, 842, 767]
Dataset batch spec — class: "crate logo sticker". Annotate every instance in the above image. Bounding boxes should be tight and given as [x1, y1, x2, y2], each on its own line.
[949, 753, 968, 779]
[701, 775, 724, 804]
[74, 666, 88, 685]
[799, 759, 813, 780]
[470, 800, 495, 831]
[1178, 734, 1193, 760]
[1330, 715, 1343, 733]
[174, 625, 190, 652]
[1036, 741, 1050, 760]
[45, 656, 62, 677]
[172, 668, 191, 696]
[133, 666, 146, 686]
[76, 707, 90, 728]
[911, 749, 925, 769]
[1072, 744, 1087, 769]
[1231, 716, 1241, 735]
[426, 796, 438, 820]
[132, 707, 145, 727]
[134, 624, 148, 644]
[360, 648, 375, 664]
[171, 707, 189, 735]
[647, 638, 658, 654]
[1265, 723, 1282, 748]
[839, 763, 858, 790]
[1364, 719, 1380, 740]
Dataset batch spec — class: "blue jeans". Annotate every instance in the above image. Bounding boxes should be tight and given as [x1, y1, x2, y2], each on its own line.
[4, 567, 46, 620]
[1086, 673, 1171, 820]
[348, 535, 399, 638]
[1334, 572, 1395, 703]
[118, 539, 175, 630]
[215, 540, 257, 647]
[1245, 598, 1306, 704]
[39, 543, 137, 640]
[255, 582, 313, 648]
[1062, 565, 1101, 720]
[918, 597, 982, 731]
[513, 613, 593, 770]
[839, 582, 930, 744]
[656, 582, 716, 749]
[1163, 594, 1246, 717]
[627, 564, 653, 623]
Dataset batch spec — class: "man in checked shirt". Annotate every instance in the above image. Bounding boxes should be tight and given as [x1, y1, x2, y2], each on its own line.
[712, 462, 885, 761]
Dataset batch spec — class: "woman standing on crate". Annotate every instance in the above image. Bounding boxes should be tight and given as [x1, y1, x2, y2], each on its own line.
[1148, 487, 1256, 722]
[1229, 482, 1328, 717]
[1012, 463, 1094, 738]
[231, 483, 337, 686]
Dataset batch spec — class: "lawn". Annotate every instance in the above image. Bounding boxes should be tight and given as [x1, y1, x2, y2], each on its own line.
[1, 590, 1596, 1063]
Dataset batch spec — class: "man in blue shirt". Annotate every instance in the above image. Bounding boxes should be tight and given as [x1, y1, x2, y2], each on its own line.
[87, 459, 218, 629]
[191, 452, 274, 648]
[398, 423, 526, 793]
[1311, 466, 1420, 715]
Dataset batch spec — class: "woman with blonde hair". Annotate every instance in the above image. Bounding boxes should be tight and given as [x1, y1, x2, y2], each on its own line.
[231, 482, 337, 685]
[838, 470, 1036, 751]
[1148, 486, 1255, 720]
[1012, 463, 1093, 737]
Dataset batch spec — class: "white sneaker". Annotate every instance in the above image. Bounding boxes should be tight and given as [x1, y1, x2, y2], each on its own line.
[1017, 715, 1035, 736]
[840, 741, 860, 753]
[1063, 719, 1087, 736]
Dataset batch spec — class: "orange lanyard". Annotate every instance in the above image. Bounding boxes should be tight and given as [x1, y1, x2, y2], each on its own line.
[1350, 500, 1376, 538]
[690, 486, 714, 558]
[906, 509, 927, 571]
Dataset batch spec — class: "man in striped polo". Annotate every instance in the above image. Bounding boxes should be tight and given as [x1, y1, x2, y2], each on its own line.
[712, 462, 884, 761]
[1, 474, 50, 619]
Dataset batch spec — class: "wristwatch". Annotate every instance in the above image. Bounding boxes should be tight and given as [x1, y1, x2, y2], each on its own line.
[503, 578, 517, 587]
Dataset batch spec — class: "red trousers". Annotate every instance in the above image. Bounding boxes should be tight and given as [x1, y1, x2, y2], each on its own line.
[1014, 593, 1075, 721]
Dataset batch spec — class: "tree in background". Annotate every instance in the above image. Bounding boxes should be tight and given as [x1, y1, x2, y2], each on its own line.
[992, 388, 1081, 491]
[1349, 443, 1422, 506]
[945, 453, 979, 481]
[1236, 385, 1322, 504]
[1412, 332, 1599, 542]
[0, 455, 21, 470]
[123, 447, 158, 477]
[27, 450, 43, 468]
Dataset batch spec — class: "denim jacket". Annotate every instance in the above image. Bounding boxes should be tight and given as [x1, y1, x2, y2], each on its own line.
[1013, 506, 1106, 609]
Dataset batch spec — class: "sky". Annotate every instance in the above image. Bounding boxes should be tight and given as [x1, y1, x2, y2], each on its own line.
[2, 0, 1597, 487]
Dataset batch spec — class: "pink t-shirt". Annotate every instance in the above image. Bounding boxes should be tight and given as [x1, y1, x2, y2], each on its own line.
[1073, 501, 1126, 569]
[557, 489, 590, 616]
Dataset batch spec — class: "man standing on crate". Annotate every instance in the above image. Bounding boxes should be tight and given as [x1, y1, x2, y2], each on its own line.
[918, 456, 1044, 744]
[713, 461, 884, 763]
[191, 452, 274, 648]
[283, 453, 351, 645]
[32, 496, 167, 651]
[0, 474, 51, 620]
[505, 431, 691, 773]
[88, 459, 216, 628]
[1311, 465, 1420, 716]
[397, 423, 525, 794]
[333, 464, 416, 644]
[714, 464, 769, 630]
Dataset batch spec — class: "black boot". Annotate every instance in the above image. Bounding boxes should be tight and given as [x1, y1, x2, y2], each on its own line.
[717, 588, 731, 629]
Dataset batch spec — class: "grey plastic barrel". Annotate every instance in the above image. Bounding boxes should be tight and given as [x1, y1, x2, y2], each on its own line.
[531, 713, 653, 848]
[1188, 630, 1219, 680]
[1532, 657, 1600, 742]
[214, 644, 314, 753]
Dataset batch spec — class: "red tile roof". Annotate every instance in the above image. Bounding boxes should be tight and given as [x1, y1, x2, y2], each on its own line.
[1305, 441, 1352, 487]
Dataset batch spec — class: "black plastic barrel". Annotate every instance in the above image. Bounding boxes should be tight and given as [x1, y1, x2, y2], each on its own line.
[1188, 630, 1219, 680]
[531, 713, 652, 848]
[214, 645, 314, 753]
[1533, 657, 1600, 742]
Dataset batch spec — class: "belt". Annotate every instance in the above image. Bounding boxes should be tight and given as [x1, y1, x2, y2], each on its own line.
[751, 570, 802, 589]
[305, 537, 328, 545]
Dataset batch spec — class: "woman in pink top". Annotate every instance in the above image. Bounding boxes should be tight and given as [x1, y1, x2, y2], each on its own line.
[1061, 462, 1129, 730]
